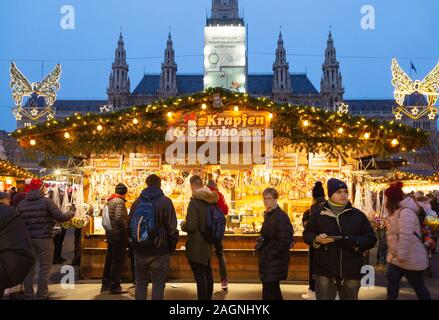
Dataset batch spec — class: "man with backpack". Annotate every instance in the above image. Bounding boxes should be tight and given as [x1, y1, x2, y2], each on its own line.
[181, 175, 221, 300]
[128, 174, 179, 300]
[101, 183, 129, 295]
[207, 179, 229, 290]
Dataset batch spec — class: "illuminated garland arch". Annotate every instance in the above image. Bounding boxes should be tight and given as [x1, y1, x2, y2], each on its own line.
[11, 88, 429, 160]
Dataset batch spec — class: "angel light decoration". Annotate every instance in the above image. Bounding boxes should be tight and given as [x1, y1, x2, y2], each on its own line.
[391, 58, 439, 120]
[10, 62, 61, 121]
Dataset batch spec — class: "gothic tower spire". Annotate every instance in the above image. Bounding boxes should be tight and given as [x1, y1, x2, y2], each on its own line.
[320, 30, 344, 110]
[272, 30, 292, 101]
[207, 0, 243, 26]
[107, 32, 130, 109]
[158, 31, 178, 99]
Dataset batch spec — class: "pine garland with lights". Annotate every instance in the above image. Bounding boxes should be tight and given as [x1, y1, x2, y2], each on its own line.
[11, 88, 430, 159]
[0, 159, 38, 179]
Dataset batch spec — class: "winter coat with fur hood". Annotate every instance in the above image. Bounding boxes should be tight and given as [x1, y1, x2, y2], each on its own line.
[386, 196, 429, 271]
[181, 187, 219, 265]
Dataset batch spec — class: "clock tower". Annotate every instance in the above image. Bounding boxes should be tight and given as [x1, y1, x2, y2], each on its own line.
[207, 0, 243, 26]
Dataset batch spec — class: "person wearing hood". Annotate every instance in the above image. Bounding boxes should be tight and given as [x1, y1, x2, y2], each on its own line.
[16, 179, 75, 300]
[128, 174, 178, 300]
[0, 192, 34, 300]
[301, 181, 326, 300]
[385, 182, 432, 300]
[101, 183, 129, 295]
[207, 179, 229, 290]
[181, 175, 219, 300]
[303, 178, 377, 300]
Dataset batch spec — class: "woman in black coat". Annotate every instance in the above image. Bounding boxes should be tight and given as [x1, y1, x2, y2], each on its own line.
[257, 188, 294, 300]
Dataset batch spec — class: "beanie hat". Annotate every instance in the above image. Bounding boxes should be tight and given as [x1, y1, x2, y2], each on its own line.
[312, 181, 325, 201]
[30, 179, 44, 191]
[327, 178, 348, 199]
[115, 183, 128, 196]
[384, 181, 404, 204]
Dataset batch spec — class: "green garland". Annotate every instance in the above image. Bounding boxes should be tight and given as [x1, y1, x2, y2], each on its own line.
[11, 88, 429, 159]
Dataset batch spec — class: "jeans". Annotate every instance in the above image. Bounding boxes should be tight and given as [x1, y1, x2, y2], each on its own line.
[308, 247, 315, 291]
[376, 229, 387, 265]
[23, 238, 54, 299]
[315, 275, 361, 300]
[214, 241, 228, 281]
[134, 254, 170, 300]
[188, 260, 214, 300]
[387, 263, 431, 300]
[102, 235, 127, 291]
[262, 281, 283, 300]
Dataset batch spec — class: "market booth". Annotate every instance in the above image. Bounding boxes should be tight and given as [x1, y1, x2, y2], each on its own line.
[0, 159, 37, 192]
[13, 88, 429, 281]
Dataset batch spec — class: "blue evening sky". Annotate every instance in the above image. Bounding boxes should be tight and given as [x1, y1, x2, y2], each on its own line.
[0, 0, 438, 132]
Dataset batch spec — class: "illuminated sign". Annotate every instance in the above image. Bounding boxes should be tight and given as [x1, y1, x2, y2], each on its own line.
[129, 154, 162, 170]
[204, 26, 246, 93]
[308, 153, 342, 170]
[90, 154, 123, 170]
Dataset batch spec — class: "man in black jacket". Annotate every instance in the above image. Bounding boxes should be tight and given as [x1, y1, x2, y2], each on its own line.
[16, 179, 75, 300]
[0, 192, 34, 299]
[303, 178, 377, 300]
[129, 174, 178, 300]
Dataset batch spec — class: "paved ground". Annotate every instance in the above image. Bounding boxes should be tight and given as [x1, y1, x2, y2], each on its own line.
[4, 229, 439, 300]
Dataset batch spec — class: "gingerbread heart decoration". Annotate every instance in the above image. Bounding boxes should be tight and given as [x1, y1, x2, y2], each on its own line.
[221, 176, 236, 190]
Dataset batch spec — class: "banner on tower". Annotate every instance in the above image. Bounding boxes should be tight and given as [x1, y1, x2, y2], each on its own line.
[204, 25, 247, 93]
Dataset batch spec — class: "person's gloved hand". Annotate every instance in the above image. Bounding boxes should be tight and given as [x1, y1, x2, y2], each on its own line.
[335, 235, 360, 249]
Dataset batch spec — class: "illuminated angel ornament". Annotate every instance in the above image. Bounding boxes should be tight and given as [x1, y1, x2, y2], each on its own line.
[391, 58, 439, 120]
[10, 62, 61, 121]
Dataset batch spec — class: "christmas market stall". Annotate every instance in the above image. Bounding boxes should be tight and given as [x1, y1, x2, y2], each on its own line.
[12, 88, 430, 281]
[0, 159, 37, 192]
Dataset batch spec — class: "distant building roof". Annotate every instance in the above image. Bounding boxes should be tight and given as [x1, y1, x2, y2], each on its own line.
[132, 73, 318, 96]
[345, 99, 395, 113]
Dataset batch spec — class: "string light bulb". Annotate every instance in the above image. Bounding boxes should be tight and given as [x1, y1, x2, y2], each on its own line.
[133, 118, 139, 125]
[97, 125, 103, 131]
[201, 104, 207, 110]
[363, 132, 370, 139]
[338, 127, 344, 134]
[64, 132, 70, 139]
[391, 138, 399, 146]
[30, 139, 36, 146]
[233, 106, 239, 112]
[167, 111, 173, 118]
[303, 120, 310, 127]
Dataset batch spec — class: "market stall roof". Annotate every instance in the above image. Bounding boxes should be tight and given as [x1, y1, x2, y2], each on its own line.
[0, 160, 38, 179]
[11, 88, 429, 160]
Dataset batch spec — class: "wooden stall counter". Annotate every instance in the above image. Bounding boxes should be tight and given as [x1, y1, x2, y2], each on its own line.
[80, 232, 309, 282]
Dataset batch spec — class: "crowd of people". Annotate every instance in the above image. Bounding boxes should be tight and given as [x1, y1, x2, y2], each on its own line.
[1, 174, 438, 300]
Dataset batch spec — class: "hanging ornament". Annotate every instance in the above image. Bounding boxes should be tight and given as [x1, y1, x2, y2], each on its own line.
[10, 62, 61, 121]
[391, 58, 439, 120]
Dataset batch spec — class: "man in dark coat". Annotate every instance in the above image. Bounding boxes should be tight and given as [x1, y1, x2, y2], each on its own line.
[303, 178, 377, 300]
[258, 188, 294, 300]
[0, 192, 34, 299]
[16, 179, 75, 300]
[181, 175, 219, 300]
[301, 181, 326, 300]
[129, 174, 179, 300]
[101, 183, 129, 295]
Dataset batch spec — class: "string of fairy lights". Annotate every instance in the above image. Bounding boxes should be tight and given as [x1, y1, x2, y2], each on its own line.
[11, 88, 429, 158]
[0, 160, 38, 179]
